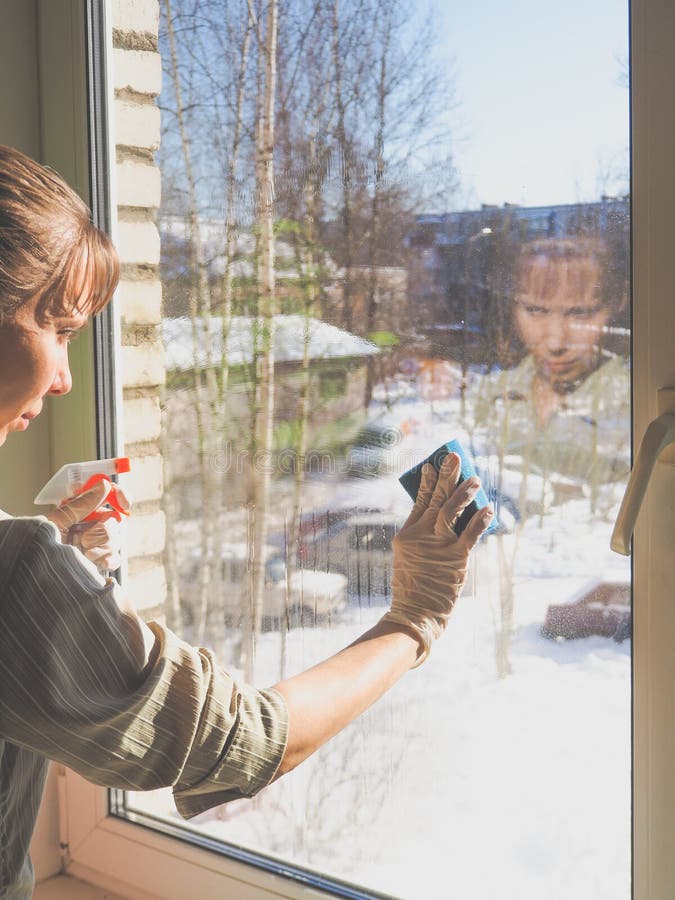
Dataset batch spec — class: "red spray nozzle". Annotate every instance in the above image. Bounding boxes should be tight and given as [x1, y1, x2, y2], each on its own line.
[76, 473, 130, 522]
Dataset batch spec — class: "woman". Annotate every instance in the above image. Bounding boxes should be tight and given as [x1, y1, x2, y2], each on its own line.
[0, 145, 492, 898]
[472, 237, 630, 502]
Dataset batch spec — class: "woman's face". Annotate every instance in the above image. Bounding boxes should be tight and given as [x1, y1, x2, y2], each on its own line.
[514, 255, 611, 392]
[0, 296, 86, 446]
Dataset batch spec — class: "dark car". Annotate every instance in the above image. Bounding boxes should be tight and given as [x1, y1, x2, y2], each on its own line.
[542, 580, 631, 642]
[345, 422, 403, 478]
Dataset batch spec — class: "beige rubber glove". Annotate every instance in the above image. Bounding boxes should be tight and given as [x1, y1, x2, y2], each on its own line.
[382, 453, 493, 666]
[47, 479, 130, 572]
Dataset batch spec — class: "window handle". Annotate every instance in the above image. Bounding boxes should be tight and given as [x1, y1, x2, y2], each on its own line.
[611, 400, 675, 556]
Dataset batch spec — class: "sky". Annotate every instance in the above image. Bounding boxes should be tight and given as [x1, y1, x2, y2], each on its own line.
[435, 0, 630, 209]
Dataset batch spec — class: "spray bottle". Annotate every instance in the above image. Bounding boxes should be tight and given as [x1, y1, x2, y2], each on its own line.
[35, 457, 131, 522]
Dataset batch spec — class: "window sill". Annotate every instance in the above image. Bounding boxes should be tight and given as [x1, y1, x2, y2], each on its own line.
[34, 875, 130, 900]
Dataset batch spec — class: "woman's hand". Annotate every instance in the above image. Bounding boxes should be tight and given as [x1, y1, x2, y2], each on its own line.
[382, 453, 493, 666]
[273, 455, 493, 776]
[47, 479, 130, 571]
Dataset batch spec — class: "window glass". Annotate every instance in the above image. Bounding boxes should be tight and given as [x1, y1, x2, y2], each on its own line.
[123, 1, 631, 897]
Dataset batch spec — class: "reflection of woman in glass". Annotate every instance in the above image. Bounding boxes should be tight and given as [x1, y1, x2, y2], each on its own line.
[473, 237, 630, 503]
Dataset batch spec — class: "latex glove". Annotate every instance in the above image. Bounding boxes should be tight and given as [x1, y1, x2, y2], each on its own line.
[382, 453, 493, 667]
[47, 479, 130, 571]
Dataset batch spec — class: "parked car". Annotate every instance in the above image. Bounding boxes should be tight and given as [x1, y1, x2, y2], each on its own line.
[542, 580, 631, 642]
[299, 509, 403, 605]
[345, 420, 403, 478]
[181, 542, 348, 629]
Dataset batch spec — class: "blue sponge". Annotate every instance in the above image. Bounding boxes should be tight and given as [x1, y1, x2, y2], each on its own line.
[399, 440, 498, 536]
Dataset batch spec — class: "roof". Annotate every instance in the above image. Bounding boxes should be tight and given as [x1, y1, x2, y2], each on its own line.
[163, 314, 379, 372]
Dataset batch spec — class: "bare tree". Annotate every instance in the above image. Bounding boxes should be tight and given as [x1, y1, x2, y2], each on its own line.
[163, 0, 220, 644]
[243, 0, 279, 677]
[158, 0, 462, 670]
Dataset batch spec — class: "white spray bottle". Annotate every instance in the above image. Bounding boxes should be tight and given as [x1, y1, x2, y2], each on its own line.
[35, 457, 131, 520]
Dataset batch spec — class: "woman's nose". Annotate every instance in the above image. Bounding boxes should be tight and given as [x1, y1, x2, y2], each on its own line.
[49, 349, 73, 396]
[543, 314, 570, 352]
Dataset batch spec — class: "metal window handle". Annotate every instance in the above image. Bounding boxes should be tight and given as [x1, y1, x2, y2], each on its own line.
[611, 409, 675, 556]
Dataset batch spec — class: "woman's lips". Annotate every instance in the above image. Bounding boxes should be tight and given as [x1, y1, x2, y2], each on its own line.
[544, 360, 577, 375]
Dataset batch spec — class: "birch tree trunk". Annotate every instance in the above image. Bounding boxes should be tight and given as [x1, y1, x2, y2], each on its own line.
[164, 0, 219, 645]
[364, 9, 391, 407]
[218, 10, 254, 413]
[332, 0, 355, 332]
[244, 0, 278, 680]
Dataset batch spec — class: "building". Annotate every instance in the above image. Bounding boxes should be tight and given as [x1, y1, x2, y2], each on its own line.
[162, 314, 379, 511]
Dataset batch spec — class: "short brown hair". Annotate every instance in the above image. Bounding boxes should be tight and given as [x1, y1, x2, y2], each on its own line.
[516, 237, 627, 316]
[0, 145, 119, 323]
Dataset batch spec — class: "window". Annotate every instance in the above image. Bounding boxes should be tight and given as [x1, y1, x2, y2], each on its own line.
[59, 2, 674, 899]
[319, 369, 348, 400]
[115, 2, 633, 896]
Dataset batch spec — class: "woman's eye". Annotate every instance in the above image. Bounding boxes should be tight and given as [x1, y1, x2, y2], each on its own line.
[567, 308, 596, 320]
[59, 329, 79, 343]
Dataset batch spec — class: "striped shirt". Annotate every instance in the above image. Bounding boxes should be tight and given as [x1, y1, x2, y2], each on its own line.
[0, 513, 288, 898]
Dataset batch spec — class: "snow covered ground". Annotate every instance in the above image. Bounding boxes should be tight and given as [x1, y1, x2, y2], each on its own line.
[129, 575, 630, 899]
[129, 387, 631, 899]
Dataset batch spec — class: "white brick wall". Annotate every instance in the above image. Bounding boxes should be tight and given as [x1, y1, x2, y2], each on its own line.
[119, 279, 162, 326]
[116, 219, 161, 266]
[127, 564, 167, 615]
[117, 158, 161, 208]
[121, 343, 166, 389]
[122, 396, 162, 444]
[127, 510, 166, 557]
[112, 48, 162, 95]
[112, 0, 160, 37]
[115, 98, 161, 151]
[126, 453, 163, 503]
[111, 0, 166, 615]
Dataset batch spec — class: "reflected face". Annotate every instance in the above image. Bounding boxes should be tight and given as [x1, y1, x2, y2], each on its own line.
[0, 296, 87, 446]
[514, 256, 610, 392]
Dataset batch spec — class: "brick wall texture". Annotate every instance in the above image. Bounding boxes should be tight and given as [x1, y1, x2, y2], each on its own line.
[111, 0, 166, 618]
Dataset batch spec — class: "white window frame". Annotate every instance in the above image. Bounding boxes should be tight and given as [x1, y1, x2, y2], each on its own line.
[58, 2, 675, 898]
